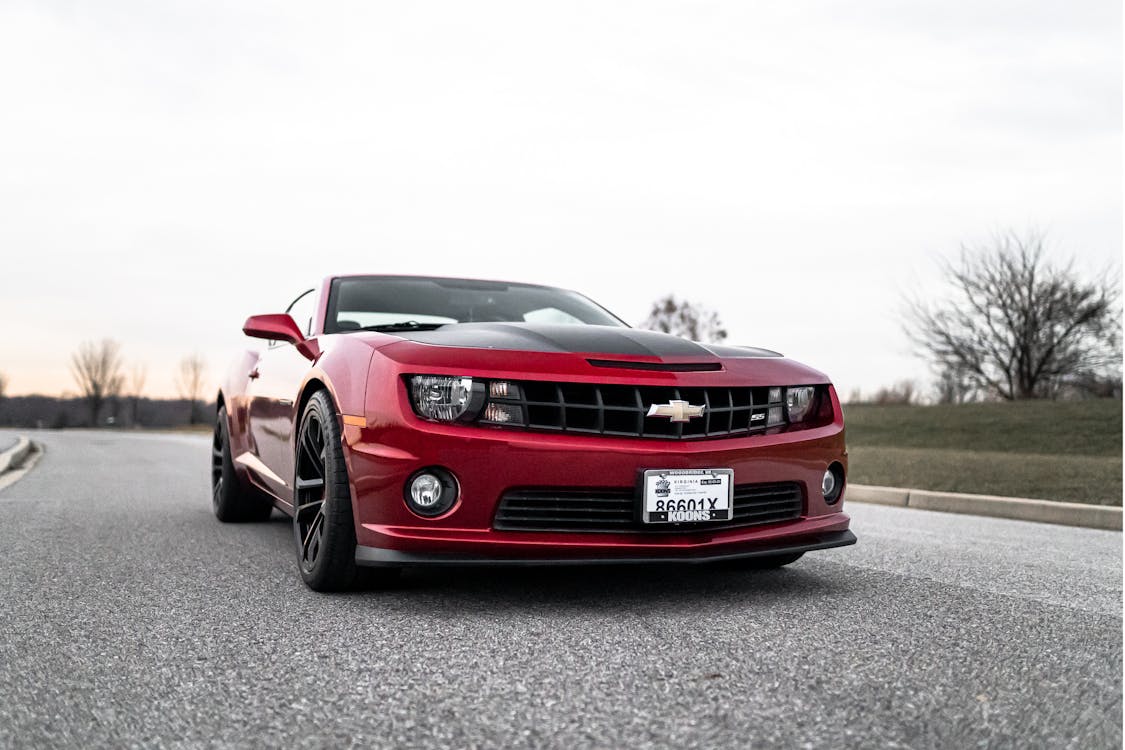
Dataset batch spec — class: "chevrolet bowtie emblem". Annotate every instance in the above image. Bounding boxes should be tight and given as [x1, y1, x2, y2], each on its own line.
[646, 400, 706, 422]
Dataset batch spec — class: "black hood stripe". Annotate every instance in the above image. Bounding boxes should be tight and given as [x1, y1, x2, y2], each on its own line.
[389, 323, 781, 359]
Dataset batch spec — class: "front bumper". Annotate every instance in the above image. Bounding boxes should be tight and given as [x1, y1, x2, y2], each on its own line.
[341, 404, 852, 563]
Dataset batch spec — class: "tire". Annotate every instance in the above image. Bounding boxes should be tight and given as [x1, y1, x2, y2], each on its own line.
[212, 405, 273, 522]
[726, 552, 804, 570]
[293, 390, 398, 592]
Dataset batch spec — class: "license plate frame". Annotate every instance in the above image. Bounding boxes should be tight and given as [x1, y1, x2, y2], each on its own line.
[641, 468, 734, 524]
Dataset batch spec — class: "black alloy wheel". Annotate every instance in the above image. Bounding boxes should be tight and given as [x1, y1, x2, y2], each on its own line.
[294, 403, 330, 574]
[211, 416, 226, 511]
[211, 405, 272, 522]
[293, 390, 397, 591]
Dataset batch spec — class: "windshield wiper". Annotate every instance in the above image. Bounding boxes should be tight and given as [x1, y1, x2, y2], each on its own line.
[360, 321, 449, 332]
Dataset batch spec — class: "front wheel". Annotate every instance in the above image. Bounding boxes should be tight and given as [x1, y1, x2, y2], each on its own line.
[293, 390, 398, 592]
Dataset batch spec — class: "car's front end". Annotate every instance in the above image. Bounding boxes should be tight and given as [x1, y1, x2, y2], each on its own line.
[341, 331, 853, 566]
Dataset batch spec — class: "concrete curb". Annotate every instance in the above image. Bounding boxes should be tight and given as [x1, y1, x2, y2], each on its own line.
[0, 439, 42, 494]
[848, 483, 1122, 531]
[0, 437, 31, 474]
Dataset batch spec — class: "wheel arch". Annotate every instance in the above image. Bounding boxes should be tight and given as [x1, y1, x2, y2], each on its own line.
[296, 376, 332, 421]
[292, 354, 375, 535]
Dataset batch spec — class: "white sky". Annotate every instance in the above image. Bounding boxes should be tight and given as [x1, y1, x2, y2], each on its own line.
[1, 0, 1120, 399]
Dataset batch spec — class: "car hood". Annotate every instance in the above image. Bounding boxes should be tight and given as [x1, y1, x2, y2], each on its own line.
[362, 323, 831, 385]
[376, 323, 781, 359]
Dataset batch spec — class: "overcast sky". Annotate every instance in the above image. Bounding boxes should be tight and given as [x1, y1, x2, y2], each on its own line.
[1, 0, 1120, 399]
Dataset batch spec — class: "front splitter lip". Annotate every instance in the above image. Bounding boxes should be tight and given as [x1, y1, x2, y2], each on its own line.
[358, 510, 850, 551]
[356, 529, 856, 566]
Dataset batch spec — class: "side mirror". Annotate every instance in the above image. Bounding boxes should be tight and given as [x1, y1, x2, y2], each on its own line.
[243, 314, 305, 345]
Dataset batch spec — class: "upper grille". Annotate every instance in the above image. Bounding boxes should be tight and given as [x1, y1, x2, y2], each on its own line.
[494, 482, 804, 533]
[487, 382, 789, 439]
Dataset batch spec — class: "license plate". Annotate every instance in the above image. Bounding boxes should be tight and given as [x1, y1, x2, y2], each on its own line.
[642, 469, 734, 524]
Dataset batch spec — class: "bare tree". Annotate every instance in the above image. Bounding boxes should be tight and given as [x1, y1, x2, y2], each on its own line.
[176, 354, 207, 425]
[71, 339, 125, 426]
[640, 295, 728, 343]
[128, 363, 148, 427]
[0, 371, 7, 402]
[907, 232, 1121, 400]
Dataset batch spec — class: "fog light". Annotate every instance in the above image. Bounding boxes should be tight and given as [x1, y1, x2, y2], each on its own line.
[404, 468, 459, 517]
[821, 470, 836, 497]
[410, 474, 443, 508]
[822, 462, 845, 505]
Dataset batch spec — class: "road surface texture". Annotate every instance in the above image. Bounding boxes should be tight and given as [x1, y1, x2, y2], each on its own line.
[0, 430, 1120, 748]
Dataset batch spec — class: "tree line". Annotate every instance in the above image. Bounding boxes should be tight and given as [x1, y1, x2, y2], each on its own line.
[0, 345, 213, 428]
[69, 342, 211, 426]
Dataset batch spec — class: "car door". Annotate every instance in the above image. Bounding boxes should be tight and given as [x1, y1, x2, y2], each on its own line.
[246, 288, 318, 503]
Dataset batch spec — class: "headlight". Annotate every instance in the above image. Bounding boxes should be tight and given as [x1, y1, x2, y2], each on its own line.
[409, 376, 484, 422]
[785, 386, 816, 422]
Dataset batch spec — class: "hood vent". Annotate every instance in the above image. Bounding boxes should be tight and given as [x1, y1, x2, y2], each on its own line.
[586, 359, 722, 372]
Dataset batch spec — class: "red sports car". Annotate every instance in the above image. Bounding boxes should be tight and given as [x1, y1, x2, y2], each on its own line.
[213, 275, 855, 590]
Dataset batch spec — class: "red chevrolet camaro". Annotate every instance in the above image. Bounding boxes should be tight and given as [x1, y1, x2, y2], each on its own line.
[212, 275, 855, 590]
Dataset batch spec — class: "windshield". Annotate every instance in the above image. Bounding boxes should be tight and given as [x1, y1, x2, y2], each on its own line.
[324, 276, 627, 333]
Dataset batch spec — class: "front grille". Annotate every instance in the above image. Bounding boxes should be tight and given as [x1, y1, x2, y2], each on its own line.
[488, 382, 790, 439]
[494, 482, 804, 533]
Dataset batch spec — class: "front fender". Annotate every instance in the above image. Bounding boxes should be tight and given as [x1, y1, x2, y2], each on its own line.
[296, 334, 377, 425]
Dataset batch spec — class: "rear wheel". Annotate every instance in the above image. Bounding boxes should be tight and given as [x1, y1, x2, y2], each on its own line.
[211, 406, 272, 522]
[294, 390, 397, 592]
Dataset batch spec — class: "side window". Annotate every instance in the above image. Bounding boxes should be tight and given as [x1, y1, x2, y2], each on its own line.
[285, 288, 318, 338]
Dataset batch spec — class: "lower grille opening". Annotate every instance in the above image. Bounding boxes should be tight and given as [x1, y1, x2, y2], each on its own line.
[494, 482, 804, 533]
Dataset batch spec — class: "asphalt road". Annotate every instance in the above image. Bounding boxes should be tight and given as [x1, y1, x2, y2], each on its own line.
[0, 430, 1120, 749]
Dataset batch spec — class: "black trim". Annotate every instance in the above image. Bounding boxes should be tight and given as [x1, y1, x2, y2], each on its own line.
[354, 530, 856, 567]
